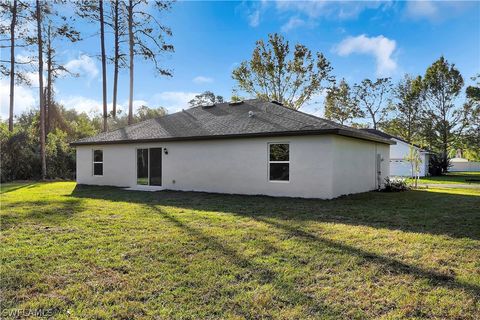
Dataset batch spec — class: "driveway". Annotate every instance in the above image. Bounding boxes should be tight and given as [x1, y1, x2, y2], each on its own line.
[417, 183, 480, 189]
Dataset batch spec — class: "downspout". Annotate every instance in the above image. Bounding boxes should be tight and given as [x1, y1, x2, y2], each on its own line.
[375, 144, 378, 189]
[375, 144, 382, 190]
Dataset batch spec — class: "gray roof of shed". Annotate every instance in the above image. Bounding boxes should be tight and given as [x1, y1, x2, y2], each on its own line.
[71, 99, 394, 146]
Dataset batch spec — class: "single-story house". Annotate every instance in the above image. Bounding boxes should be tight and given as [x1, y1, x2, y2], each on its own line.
[362, 129, 431, 177]
[71, 99, 394, 199]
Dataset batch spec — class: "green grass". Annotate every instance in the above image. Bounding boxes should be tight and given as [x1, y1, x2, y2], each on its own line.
[408, 172, 480, 185]
[1, 182, 479, 319]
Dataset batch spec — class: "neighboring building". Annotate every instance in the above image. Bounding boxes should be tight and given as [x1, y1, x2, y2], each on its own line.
[450, 150, 480, 172]
[71, 99, 393, 199]
[362, 129, 431, 177]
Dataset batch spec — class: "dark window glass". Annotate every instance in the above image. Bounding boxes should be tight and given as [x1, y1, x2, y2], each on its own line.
[137, 149, 149, 185]
[269, 163, 289, 181]
[270, 144, 289, 161]
[93, 163, 103, 176]
[93, 150, 103, 162]
[149, 148, 162, 186]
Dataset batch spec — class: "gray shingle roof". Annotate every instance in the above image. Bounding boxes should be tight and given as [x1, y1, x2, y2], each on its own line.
[361, 128, 432, 152]
[71, 99, 394, 146]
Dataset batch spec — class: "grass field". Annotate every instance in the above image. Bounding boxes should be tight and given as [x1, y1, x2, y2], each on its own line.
[412, 172, 480, 185]
[1, 182, 479, 319]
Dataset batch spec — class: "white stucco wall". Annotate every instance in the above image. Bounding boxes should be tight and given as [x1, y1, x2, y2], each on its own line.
[76, 134, 391, 199]
[450, 161, 480, 172]
[389, 138, 429, 177]
[331, 136, 390, 197]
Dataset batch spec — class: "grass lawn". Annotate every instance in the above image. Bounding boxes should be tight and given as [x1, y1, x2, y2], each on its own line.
[411, 171, 480, 185]
[1, 182, 479, 319]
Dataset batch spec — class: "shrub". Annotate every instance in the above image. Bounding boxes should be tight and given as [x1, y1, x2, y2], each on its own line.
[429, 154, 450, 176]
[383, 177, 409, 192]
[46, 129, 75, 180]
[0, 126, 41, 182]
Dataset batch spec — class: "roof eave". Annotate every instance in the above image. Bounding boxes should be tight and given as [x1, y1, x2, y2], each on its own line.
[70, 128, 394, 146]
[336, 129, 396, 145]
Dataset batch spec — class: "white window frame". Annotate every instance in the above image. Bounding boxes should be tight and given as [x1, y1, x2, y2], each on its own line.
[92, 149, 103, 176]
[268, 142, 290, 183]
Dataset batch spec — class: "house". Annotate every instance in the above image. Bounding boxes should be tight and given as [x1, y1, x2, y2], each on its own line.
[71, 99, 394, 199]
[362, 129, 431, 177]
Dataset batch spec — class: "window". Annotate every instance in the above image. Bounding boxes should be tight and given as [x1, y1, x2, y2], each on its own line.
[93, 149, 103, 176]
[269, 143, 289, 181]
[137, 149, 149, 185]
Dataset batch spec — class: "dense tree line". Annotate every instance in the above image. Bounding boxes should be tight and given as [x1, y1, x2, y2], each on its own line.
[0, 105, 167, 182]
[1, 0, 173, 181]
[232, 34, 480, 170]
[1, 11, 478, 182]
[324, 58, 479, 169]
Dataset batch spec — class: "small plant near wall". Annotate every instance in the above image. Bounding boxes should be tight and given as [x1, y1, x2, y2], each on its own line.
[405, 146, 422, 188]
[383, 177, 409, 192]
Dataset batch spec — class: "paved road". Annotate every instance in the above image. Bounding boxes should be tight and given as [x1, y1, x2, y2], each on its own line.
[417, 183, 480, 189]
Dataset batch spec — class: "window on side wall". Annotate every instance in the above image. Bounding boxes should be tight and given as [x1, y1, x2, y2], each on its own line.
[268, 143, 289, 182]
[93, 149, 103, 176]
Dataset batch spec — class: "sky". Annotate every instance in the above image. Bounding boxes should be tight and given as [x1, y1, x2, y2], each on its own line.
[1, 0, 479, 119]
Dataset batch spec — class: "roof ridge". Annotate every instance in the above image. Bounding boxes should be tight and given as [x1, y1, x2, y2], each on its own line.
[271, 101, 382, 138]
[72, 99, 394, 146]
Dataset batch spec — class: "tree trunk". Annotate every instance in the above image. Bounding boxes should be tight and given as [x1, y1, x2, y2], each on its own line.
[36, 0, 46, 180]
[112, 0, 119, 118]
[99, 0, 108, 132]
[370, 110, 377, 130]
[46, 24, 52, 134]
[8, 0, 17, 132]
[128, 0, 134, 125]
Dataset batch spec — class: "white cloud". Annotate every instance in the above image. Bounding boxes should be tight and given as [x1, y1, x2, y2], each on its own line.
[405, 1, 474, 21]
[37, 91, 199, 119]
[248, 9, 261, 27]
[0, 80, 37, 119]
[119, 99, 149, 114]
[281, 17, 306, 32]
[1, 87, 199, 120]
[14, 53, 41, 87]
[405, 0, 438, 20]
[193, 76, 213, 84]
[237, 1, 391, 31]
[59, 96, 103, 115]
[335, 34, 398, 76]
[237, 0, 268, 27]
[64, 54, 99, 81]
[276, 0, 328, 18]
[59, 95, 153, 117]
[275, 0, 388, 20]
[151, 91, 199, 112]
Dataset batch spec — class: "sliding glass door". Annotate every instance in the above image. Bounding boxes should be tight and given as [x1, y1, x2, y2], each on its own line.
[149, 148, 162, 186]
[137, 148, 162, 186]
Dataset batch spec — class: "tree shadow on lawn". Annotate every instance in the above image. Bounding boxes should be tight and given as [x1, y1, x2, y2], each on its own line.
[147, 204, 480, 309]
[70, 185, 480, 241]
[1, 198, 85, 231]
[0, 183, 37, 194]
[147, 205, 346, 318]
[70, 185, 480, 298]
